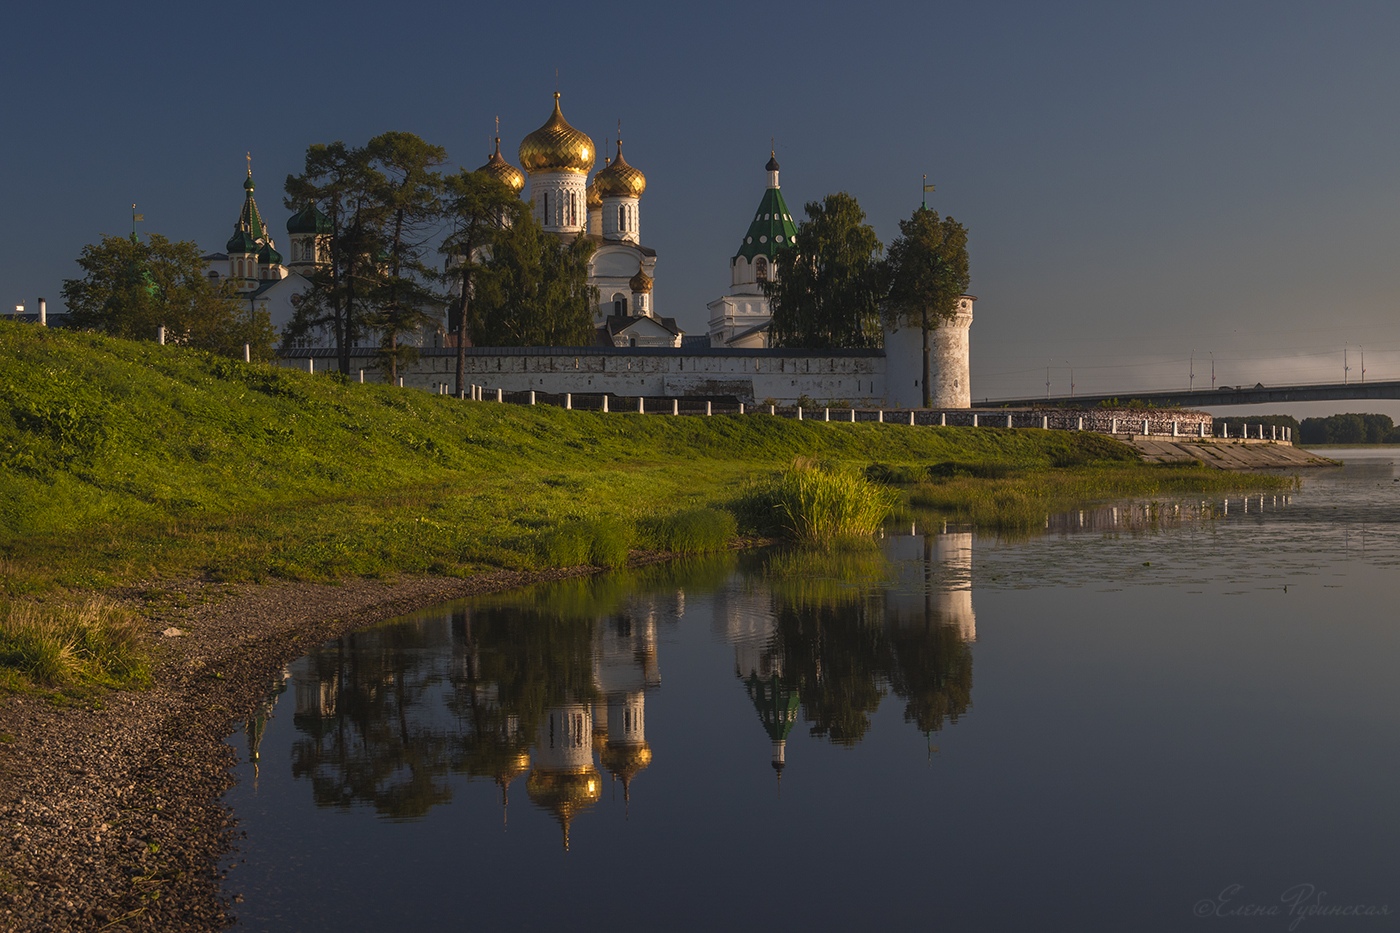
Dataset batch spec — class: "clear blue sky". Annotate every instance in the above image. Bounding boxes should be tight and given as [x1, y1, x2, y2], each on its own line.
[5, 1, 1399, 404]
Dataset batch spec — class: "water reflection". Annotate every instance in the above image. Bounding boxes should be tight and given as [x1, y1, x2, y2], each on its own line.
[268, 539, 978, 848]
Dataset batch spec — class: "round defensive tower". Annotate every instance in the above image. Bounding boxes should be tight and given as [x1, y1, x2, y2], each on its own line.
[882, 295, 975, 409]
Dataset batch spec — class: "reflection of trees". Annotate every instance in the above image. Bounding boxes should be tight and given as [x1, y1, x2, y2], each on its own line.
[759, 539, 975, 749]
[286, 562, 699, 822]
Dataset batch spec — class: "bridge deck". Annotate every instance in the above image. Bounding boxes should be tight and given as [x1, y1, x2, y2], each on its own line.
[976, 380, 1400, 409]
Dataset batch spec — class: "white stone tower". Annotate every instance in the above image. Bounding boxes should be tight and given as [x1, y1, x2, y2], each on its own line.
[882, 295, 975, 408]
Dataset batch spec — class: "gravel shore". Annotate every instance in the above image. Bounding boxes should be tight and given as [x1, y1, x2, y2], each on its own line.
[0, 570, 584, 931]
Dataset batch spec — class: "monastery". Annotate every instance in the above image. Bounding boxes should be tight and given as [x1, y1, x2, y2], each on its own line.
[205, 92, 976, 408]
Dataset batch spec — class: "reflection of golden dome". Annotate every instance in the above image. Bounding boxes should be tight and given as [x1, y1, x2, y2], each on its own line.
[477, 137, 525, 194]
[527, 767, 602, 851]
[628, 269, 653, 294]
[497, 749, 531, 785]
[586, 179, 602, 210]
[600, 742, 653, 780]
[519, 93, 595, 175]
[593, 140, 646, 199]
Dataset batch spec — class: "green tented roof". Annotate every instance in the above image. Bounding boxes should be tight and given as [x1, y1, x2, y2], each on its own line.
[735, 185, 798, 262]
[257, 243, 283, 265]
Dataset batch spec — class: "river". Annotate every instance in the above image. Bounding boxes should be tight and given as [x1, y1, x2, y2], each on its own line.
[222, 450, 1399, 931]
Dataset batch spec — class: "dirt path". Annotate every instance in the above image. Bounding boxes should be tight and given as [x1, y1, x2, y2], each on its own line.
[0, 570, 587, 931]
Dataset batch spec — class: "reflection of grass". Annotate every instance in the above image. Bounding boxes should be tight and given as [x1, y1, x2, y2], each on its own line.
[906, 464, 1298, 533]
[736, 461, 899, 541]
[760, 542, 892, 607]
[0, 599, 150, 689]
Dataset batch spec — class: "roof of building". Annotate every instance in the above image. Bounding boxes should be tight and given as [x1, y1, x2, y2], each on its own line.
[593, 139, 646, 199]
[287, 202, 332, 235]
[602, 313, 682, 338]
[736, 177, 798, 262]
[519, 93, 595, 175]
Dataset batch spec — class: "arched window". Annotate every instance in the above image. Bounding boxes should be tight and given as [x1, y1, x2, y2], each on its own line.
[618, 204, 626, 232]
[543, 192, 550, 224]
[755, 256, 769, 283]
[612, 292, 627, 316]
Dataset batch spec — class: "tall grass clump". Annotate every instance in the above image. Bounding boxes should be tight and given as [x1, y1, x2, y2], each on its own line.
[0, 598, 151, 689]
[641, 508, 738, 554]
[736, 460, 899, 542]
[537, 516, 633, 570]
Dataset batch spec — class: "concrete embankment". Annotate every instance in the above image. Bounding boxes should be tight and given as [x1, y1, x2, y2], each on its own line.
[1126, 436, 1337, 469]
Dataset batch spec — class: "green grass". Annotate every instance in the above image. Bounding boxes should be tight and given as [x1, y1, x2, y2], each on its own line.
[0, 598, 151, 689]
[0, 320, 1299, 687]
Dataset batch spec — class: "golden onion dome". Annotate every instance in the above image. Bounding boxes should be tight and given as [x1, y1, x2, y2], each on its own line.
[593, 139, 646, 199]
[586, 179, 602, 210]
[477, 137, 525, 194]
[518, 93, 595, 175]
[628, 268, 653, 294]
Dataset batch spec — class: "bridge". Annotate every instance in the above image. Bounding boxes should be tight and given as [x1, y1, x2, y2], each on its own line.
[974, 379, 1400, 409]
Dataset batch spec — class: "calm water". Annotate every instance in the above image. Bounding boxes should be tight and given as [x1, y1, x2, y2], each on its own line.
[224, 451, 1400, 932]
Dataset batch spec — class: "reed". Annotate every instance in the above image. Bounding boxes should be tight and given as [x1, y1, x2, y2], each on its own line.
[737, 461, 899, 542]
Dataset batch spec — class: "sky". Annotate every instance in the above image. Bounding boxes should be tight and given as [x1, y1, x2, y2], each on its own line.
[5, 0, 1400, 411]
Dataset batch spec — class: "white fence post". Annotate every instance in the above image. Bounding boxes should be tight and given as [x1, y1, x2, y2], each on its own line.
[495, 388, 503, 403]
[638, 396, 645, 414]
[1111, 417, 1118, 434]
[601, 394, 609, 413]
[849, 408, 856, 422]
[1006, 413, 1013, 428]
[739, 402, 745, 415]
[1142, 418, 1149, 435]
[823, 408, 830, 422]
[1077, 417, 1084, 431]
[529, 390, 537, 406]
[797, 406, 804, 421]
[673, 399, 680, 416]
[359, 370, 365, 384]
[769, 404, 776, 416]
[877, 410, 884, 423]
[706, 401, 712, 416]
[565, 393, 572, 410]
[972, 413, 979, 427]
[243, 343, 251, 363]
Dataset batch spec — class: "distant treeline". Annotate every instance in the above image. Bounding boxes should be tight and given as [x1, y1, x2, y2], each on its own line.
[1227, 413, 1400, 444]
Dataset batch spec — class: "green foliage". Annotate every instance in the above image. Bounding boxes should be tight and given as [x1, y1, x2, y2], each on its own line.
[640, 508, 738, 554]
[736, 460, 899, 541]
[1297, 413, 1398, 445]
[469, 210, 597, 346]
[884, 207, 971, 407]
[537, 517, 633, 569]
[0, 598, 150, 689]
[61, 233, 275, 358]
[767, 192, 884, 349]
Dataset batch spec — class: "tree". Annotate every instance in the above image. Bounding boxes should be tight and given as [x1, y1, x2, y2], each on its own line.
[284, 141, 381, 375]
[884, 206, 970, 408]
[440, 170, 524, 397]
[766, 192, 884, 349]
[361, 132, 448, 384]
[61, 233, 275, 358]
[469, 213, 597, 347]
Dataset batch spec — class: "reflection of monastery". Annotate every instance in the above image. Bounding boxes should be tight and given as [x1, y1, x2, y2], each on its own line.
[210, 91, 976, 407]
[277, 533, 978, 850]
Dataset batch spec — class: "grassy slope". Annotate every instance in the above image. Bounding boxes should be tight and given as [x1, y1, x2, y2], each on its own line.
[0, 320, 1286, 597]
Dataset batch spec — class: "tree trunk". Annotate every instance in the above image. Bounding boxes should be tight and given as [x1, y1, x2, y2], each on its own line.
[455, 285, 468, 399]
[921, 304, 932, 409]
